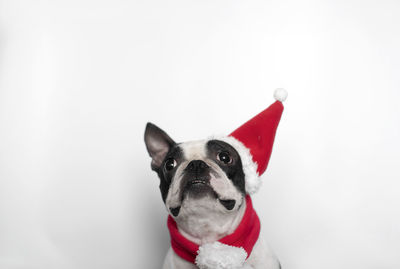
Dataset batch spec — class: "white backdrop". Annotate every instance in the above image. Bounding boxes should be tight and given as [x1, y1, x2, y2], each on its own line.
[1, 0, 400, 268]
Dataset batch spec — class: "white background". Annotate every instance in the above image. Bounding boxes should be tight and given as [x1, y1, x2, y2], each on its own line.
[1, 0, 399, 268]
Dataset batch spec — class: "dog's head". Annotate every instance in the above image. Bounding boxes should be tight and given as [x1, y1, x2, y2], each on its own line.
[144, 90, 287, 223]
[144, 123, 246, 218]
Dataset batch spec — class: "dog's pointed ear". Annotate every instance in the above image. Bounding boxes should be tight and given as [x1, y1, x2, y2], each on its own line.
[144, 122, 176, 170]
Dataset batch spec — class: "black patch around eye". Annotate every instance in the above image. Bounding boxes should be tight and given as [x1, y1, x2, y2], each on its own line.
[164, 158, 176, 171]
[155, 145, 183, 203]
[206, 140, 246, 194]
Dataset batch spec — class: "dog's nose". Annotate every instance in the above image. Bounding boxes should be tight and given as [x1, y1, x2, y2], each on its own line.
[187, 160, 209, 171]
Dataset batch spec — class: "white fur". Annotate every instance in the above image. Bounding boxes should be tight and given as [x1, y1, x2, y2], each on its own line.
[177, 195, 246, 244]
[213, 136, 261, 195]
[181, 140, 208, 160]
[273, 88, 288, 102]
[195, 242, 247, 269]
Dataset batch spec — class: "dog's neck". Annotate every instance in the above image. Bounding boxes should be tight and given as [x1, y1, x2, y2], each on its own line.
[174, 196, 246, 245]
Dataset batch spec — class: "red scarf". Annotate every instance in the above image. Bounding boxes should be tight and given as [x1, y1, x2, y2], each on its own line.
[167, 195, 260, 264]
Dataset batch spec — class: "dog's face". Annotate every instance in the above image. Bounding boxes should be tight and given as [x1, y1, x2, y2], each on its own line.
[144, 123, 246, 218]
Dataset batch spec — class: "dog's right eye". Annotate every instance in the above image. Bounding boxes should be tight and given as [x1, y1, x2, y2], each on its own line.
[217, 151, 232, 164]
[165, 158, 176, 171]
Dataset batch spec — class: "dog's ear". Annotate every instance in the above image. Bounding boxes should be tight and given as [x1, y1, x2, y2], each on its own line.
[144, 122, 176, 170]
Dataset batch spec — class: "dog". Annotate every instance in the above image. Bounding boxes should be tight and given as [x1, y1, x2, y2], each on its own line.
[144, 89, 287, 269]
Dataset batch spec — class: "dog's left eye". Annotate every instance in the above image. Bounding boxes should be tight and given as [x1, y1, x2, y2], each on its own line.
[165, 158, 176, 171]
[217, 152, 232, 164]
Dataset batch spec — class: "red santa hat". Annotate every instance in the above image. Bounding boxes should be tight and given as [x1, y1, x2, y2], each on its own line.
[217, 88, 287, 194]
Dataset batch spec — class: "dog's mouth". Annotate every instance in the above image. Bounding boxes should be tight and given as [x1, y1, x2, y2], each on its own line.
[187, 179, 208, 186]
[184, 178, 212, 193]
[181, 175, 215, 199]
[183, 175, 211, 190]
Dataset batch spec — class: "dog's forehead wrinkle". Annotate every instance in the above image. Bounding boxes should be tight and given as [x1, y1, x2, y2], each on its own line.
[180, 140, 208, 160]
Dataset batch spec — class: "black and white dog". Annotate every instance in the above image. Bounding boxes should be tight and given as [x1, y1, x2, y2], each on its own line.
[144, 89, 287, 269]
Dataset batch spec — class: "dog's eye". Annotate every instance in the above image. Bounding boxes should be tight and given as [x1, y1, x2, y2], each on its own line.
[165, 158, 176, 171]
[217, 152, 232, 164]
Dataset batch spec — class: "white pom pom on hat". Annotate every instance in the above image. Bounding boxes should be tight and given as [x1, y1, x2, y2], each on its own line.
[274, 88, 288, 102]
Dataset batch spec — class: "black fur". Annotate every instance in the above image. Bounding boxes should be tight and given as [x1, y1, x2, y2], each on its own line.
[219, 199, 236, 210]
[170, 206, 181, 217]
[206, 140, 246, 194]
[154, 145, 183, 202]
